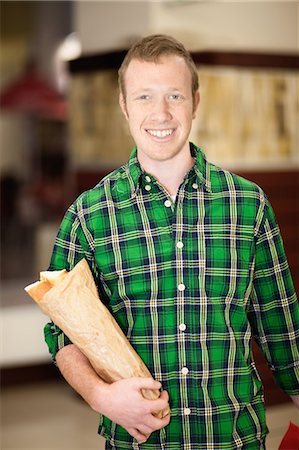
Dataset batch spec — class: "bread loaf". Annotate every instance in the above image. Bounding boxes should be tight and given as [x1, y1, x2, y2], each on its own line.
[25, 259, 169, 417]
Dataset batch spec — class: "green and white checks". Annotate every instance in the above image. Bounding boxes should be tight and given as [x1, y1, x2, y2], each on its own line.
[45, 144, 299, 449]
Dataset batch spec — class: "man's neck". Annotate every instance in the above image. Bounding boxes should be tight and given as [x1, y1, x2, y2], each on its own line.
[138, 151, 194, 196]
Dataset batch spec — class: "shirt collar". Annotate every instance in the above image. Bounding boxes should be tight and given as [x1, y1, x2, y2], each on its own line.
[191, 143, 212, 193]
[126, 147, 143, 197]
[126, 143, 212, 197]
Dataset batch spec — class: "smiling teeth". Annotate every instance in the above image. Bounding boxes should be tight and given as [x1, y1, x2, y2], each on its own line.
[148, 129, 173, 138]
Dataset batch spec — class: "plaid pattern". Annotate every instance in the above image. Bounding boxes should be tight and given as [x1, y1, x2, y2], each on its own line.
[44, 144, 299, 449]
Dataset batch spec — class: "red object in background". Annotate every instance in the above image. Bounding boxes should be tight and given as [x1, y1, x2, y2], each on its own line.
[279, 422, 299, 450]
[0, 63, 67, 121]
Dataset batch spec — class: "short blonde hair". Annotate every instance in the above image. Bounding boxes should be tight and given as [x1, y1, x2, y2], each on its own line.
[118, 34, 199, 103]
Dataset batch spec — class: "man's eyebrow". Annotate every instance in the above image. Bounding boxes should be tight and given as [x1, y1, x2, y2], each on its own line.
[130, 87, 183, 96]
[130, 88, 153, 96]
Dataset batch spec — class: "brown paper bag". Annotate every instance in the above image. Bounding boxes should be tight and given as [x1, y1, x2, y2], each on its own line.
[25, 259, 169, 418]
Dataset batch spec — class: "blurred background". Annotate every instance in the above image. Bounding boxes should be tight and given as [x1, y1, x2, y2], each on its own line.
[0, 1, 298, 449]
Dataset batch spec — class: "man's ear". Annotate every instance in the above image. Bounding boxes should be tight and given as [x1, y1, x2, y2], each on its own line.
[119, 93, 129, 120]
[192, 91, 200, 119]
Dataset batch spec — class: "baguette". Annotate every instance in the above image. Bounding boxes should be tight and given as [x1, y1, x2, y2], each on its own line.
[25, 259, 169, 418]
[25, 269, 68, 302]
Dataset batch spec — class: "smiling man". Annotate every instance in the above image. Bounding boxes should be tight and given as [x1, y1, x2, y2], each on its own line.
[45, 35, 299, 449]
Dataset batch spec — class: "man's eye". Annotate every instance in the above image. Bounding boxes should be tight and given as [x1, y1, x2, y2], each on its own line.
[169, 94, 183, 101]
[138, 95, 150, 100]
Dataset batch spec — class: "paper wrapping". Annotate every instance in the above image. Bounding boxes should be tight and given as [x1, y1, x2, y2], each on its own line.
[25, 259, 168, 417]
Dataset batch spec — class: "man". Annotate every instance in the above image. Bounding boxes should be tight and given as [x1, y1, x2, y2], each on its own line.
[45, 34, 299, 449]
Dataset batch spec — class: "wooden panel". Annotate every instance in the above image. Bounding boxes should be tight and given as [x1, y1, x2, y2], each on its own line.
[1, 363, 61, 387]
[69, 50, 299, 73]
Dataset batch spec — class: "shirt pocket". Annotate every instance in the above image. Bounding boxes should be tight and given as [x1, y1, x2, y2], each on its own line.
[204, 237, 254, 299]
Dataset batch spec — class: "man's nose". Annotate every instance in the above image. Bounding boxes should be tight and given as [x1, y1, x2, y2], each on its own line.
[150, 98, 172, 121]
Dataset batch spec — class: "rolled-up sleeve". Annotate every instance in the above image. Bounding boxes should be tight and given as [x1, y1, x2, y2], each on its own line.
[43, 194, 96, 362]
[248, 199, 299, 395]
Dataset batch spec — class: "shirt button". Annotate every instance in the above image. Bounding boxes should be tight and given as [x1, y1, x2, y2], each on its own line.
[164, 199, 172, 208]
[176, 241, 184, 249]
[178, 283, 185, 291]
[181, 367, 189, 375]
[184, 407, 191, 416]
[145, 185, 151, 191]
[179, 323, 186, 331]
[145, 175, 151, 182]
[192, 183, 198, 189]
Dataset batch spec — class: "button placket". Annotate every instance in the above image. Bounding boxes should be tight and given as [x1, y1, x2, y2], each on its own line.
[173, 191, 190, 421]
[143, 174, 152, 193]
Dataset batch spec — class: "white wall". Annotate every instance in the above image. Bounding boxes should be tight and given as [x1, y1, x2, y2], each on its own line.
[1, 303, 51, 367]
[149, 1, 298, 53]
[1, 224, 58, 367]
[75, 1, 298, 54]
[74, 1, 151, 53]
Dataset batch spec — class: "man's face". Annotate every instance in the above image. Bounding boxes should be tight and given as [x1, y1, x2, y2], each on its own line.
[119, 55, 199, 167]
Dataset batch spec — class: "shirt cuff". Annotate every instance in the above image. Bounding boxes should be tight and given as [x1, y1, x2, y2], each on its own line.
[44, 322, 72, 363]
[273, 363, 299, 395]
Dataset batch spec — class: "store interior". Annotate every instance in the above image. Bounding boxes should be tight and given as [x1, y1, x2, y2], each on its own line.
[1, 2, 298, 449]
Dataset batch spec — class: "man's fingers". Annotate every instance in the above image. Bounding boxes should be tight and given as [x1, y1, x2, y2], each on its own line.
[127, 410, 170, 443]
[146, 391, 170, 414]
[127, 427, 149, 444]
[160, 390, 169, 402]
[146, 410, 171, 430]
[137, 424, 154, 436]
[157, 390, 170, 416]
[133, 377, 162, 391]
[161, 393, 171, 417]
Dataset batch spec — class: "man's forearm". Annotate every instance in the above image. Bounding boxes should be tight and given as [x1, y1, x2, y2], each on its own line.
[55, 343, 171, 443]
[56, 343, 109, 412]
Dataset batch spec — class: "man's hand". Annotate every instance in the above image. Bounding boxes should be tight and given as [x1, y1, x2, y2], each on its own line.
[93, 377, 170, 443]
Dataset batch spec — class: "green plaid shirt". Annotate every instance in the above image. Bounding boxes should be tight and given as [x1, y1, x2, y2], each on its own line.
[45, 144, 299, 450]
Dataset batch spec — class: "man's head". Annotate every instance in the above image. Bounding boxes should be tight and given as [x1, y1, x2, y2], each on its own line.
[118, 34, 200, 168]
[118, 34, 199, 107]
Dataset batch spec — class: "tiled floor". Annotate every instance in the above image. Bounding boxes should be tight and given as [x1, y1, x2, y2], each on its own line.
[1, 379, 298, 449]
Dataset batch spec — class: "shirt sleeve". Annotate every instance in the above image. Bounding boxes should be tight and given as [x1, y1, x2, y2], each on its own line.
[248, 198, 299, 395]
[44, 195, 96, 362]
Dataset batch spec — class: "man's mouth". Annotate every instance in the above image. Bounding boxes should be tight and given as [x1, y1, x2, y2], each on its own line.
[146, 129, 174, 138]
